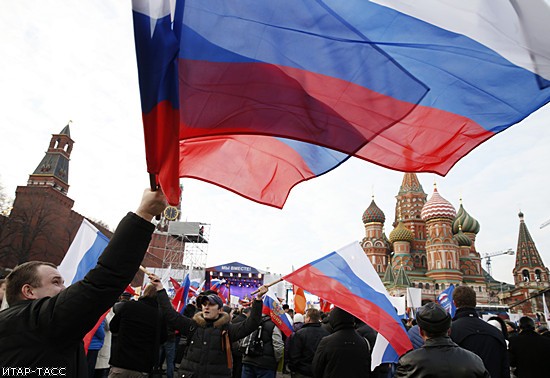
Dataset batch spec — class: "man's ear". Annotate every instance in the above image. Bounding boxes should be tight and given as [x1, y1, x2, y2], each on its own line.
[21, 284, 37, 300]
[418, 327, 426, 339]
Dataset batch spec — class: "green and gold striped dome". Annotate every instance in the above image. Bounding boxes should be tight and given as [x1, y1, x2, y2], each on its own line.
[389, 220, 414, 243]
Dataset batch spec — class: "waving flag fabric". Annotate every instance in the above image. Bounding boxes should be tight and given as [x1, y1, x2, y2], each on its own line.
[58, 219, 109, 285]
[283, 242, 411, 359]
[58, 219, 110, 352]
[131, 0, 424, 207]
[262, 287, 294, 337]
[133, 0, 550, 208]
[437, 284, 457, 318]
[293, 286, 307, 315]
[169, 277, 181, 291]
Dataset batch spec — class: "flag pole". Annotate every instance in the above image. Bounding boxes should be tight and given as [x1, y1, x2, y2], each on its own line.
[148, 173, 162, 221]
[250, 277, 283, 295]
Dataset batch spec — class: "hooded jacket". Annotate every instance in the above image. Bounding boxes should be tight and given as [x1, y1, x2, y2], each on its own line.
[157, 289, 263, 378]
[312, 308, 371, 378]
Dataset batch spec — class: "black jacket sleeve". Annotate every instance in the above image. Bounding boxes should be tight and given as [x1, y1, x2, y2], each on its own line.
[227, 299, 263, 342]
[157, 289, 193, 335]
[40, 212, 155, 342]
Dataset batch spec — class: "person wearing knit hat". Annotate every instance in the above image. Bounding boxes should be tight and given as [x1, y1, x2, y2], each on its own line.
[395, 302, 489, 378]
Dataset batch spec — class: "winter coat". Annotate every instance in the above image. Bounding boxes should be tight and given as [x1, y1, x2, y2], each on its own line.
[395, 336, 490, 378]
[450, 307, 510, 378]
[242, 315, 284, 371]
[508, 329, 550, 378]
[109, 296, 167, 373]
[289, 322, 330, 376]
[0, 213, 155, 377]
[158, 289, 263, 378]
[312, 308, 371, 378]
[407, 325, 424, 350]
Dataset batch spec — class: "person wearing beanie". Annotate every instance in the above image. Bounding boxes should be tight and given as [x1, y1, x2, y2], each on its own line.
[508, 316, 550, 377]
[450, 286, 510, 378]
[395, 302, 489, 378]
[312, 307, 371, 378]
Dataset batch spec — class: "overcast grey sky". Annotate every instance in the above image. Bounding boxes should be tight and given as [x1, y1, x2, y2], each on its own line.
[1, 1, 549, 285]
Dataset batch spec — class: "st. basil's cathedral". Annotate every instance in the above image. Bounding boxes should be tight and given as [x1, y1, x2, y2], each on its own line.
[361, 173, 550, 317]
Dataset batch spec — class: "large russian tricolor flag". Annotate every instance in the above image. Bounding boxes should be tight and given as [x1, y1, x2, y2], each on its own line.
[132, 0, 550, 208]
[283, 242, 412, 360]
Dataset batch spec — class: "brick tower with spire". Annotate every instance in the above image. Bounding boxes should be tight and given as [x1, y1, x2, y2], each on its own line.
[503, 212, 550, 316]
[0, 124, 98, 268]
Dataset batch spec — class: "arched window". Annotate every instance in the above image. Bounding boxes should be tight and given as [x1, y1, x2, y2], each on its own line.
[535, 269, 542, 282]
[425, 283, 430, 290]
[478, 286, 482, 292]
[422, 256, 427, 268]
[522, 270, 530, 282]
[435, 283, 440, 290]
[441, 283, 445, 290]
[418, 283, 423, 289]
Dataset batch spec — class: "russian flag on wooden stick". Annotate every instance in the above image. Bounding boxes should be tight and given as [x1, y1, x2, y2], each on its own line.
[283, 242, 412, 362]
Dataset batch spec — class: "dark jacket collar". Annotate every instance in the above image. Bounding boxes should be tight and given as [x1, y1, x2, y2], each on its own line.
[302, 322, 322, 328]
[452, 307, 479, 320]
[423, 336, 458, 348]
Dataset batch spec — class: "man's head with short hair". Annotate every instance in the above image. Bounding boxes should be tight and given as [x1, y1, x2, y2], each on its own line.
[5, 261, 64, 304]
[453, 285, 476, 308]
[518, 316, 535, 332]
[305, 308, 321, 323]
[416, 302, 451, 339]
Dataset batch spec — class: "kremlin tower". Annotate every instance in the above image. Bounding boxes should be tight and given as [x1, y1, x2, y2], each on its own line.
[502, 212, 550, 316]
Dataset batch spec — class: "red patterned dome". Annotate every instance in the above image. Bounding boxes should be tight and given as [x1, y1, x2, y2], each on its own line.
[421, 188, 456, 221]
[362, 199, 385, 224]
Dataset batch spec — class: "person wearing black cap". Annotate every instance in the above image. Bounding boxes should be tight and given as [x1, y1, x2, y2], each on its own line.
[151, 277, 268, 378]
[395, 302, 489, 378]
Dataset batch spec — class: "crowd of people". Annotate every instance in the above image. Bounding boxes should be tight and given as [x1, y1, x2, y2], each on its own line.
[1, 188, 550, 378]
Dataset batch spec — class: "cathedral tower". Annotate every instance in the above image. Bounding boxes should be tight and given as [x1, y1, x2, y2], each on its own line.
[361, 198, 390, 277]
[421, 186, 462, 283]
[513, 212, 549, 286]
[395, 173, 427, 271]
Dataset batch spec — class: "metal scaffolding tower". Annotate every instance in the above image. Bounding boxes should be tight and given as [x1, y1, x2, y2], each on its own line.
[163, 221, 210, 271]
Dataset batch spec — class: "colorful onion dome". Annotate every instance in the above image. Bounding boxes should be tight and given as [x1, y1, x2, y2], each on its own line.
[362, 199, 385, 224]
[389, 220, 414, 243]
[452, 202, 480, 234]
[421, 187, 456, 221]
[453, 226, 472, 247]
